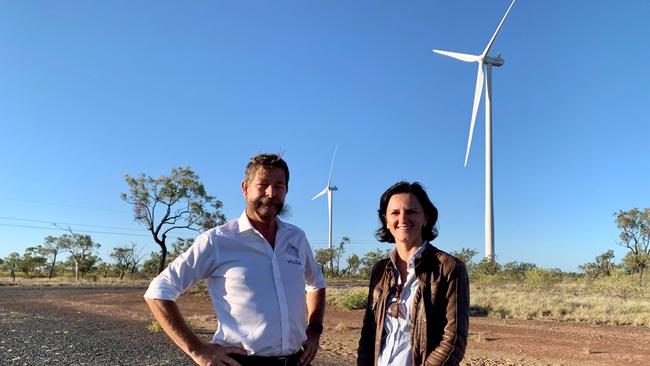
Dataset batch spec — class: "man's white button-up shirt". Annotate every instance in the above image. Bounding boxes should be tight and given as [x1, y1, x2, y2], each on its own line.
[144, 212, 326, 356]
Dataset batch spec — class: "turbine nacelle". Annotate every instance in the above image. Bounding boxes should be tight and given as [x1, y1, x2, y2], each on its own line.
[431, 0, 516, 262]
[484, 55, 505, 67]
[433, 0, 515, 166]
[311, 185, 337, 201]
[312, 146, 339, 250]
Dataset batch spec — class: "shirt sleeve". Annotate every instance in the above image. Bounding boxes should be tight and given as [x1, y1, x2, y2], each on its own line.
[302, 235, 326, 292]
[143, 231, 219, 301]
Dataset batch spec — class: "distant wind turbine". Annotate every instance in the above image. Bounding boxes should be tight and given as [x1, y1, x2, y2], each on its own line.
[433, 0, 516, 262]
[312, 146, 338, 252]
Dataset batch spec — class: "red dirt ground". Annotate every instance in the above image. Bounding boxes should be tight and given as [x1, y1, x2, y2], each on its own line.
[23, 286, 650, 366]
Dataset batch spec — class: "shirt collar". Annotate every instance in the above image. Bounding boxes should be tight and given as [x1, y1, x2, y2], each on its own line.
[389, 241, 429, 271]
[237, 211, 285, 234]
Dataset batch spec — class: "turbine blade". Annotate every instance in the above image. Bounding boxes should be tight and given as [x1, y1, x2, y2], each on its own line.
[326, 145, 338, 187]
[312, 187, 327, 200]
[465, 63, 485, 167]
[433, 49, 481, 63]
[481, 0, 516, 57]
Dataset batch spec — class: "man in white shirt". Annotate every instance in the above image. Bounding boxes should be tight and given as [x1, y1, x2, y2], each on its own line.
[145, 153, 326, 366]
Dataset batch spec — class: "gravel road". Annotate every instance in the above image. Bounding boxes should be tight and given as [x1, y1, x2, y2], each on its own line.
[0, 286, 195, 366]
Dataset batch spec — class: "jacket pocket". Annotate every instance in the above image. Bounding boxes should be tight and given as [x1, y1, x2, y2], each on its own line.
[429, 280, 442, 304]
[371, 287, 383, 311]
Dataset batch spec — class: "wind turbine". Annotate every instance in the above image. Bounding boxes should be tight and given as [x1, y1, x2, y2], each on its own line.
[312, 146, 338, 252]
[433, 0, 515, 262]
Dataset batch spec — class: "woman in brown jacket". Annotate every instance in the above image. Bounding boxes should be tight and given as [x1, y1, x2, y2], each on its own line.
[357, 181, 469, 366]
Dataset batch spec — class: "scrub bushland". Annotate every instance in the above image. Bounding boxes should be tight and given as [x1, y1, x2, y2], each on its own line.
[324, 275, 650, 327]
[471, 274, 650, 326]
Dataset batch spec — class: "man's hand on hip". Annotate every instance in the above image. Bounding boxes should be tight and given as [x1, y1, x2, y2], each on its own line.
[190, 343, 246, 366]
[299, 329, 320, 366]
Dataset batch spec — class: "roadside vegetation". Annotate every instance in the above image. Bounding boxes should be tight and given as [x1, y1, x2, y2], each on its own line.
[2, 168, 648, 328]
[322, 208, 650, 326]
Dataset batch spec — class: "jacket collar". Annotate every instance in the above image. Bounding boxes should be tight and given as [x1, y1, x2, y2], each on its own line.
[413, 242, 439, 276]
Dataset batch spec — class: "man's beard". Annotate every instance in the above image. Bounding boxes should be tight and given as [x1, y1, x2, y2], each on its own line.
[253, 196, 285, 219]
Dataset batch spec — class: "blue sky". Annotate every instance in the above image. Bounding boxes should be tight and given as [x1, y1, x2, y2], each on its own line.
[1, 0, 648, 272]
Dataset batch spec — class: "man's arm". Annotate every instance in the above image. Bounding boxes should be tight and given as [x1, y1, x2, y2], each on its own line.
[145, 298, 246, 366]
[300, 288, 326, 365]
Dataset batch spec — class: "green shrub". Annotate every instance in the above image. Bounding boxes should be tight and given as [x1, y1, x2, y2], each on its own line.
[147, 321, 163, 333]
[523, 268, 562, 291]
[590, 274, 643, 299]
[338, 289, 368, 310]
[147, 317, 195, 333]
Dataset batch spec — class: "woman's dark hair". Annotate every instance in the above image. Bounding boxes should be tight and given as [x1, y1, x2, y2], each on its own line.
[375, 181, 439, 243]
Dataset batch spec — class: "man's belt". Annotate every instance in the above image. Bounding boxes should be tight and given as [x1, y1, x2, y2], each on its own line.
[230, 350, 303, 366]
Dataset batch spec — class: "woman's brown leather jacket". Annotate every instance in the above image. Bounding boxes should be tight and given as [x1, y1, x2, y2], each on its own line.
[357, 244, 469, 366]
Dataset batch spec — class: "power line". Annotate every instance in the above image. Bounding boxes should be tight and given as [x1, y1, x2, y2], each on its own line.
[0, 216, 143, 232]
[0, 216, 371, 246]
[0, 196, 128, 213]
[0, 223, 151, 238]
[5, 216, 140, 231]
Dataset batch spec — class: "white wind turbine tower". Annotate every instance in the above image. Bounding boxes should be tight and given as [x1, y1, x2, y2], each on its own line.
[433, 0, 516, 262]
[312, 146, 338, 252]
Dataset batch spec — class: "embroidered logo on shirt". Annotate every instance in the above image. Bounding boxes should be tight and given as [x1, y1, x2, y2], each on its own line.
[286, 244, 302, 265]
[287, 244, 299, 258]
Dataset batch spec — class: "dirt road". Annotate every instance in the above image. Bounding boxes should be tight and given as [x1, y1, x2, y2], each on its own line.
[2, 285, 649, 365]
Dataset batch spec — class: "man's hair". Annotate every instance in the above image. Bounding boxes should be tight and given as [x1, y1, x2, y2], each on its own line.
[244, 153, 290, 188]
[375, 181, 439, 243]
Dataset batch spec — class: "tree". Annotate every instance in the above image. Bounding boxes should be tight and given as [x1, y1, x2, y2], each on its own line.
[127, 243, 145, 274]
[168, 237, 194, 263]
[77, 254, 100, 278]
[142, 251, 162, 277]
[314, 236, 353, 277]
[41, 235, 62, 278]
[615, 208, 650, 284]
[20, 247, 48, 278]
[141, 238, 194, 277]
[59, 233, 101, 282]
[342, 254, 360, 278]
[579, 250, 617, 279]
[109, 243, 144, 279]
[451, 248, 478, 264]
[2, 252, 20, 282]
[42, 236, 62, 278]
[121, 167, 226, 274]
[474, 258, 502, 277]
[359, 248, 391, 278]
[96, 262, 111, 278]
[331, 236, 350, 276]
[502, 261, 537, 281]
[451, 247, 479, 275]
[314, 248, 336, 277]
[111, 246, 135, 280]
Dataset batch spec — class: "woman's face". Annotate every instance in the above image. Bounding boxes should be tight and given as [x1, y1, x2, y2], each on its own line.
[385, 193, 427, 248]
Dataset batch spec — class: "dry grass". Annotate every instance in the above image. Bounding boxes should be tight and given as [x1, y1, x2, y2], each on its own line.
[324, 281, 366, 308]
[6, 274, 649, 327]
[0, 275, 150, 287]
[471, 278, 650, 326]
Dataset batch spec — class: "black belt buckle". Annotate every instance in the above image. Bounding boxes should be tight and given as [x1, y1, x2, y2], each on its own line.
[278, 355, 290, 366]
[277, 352, 300, 366]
